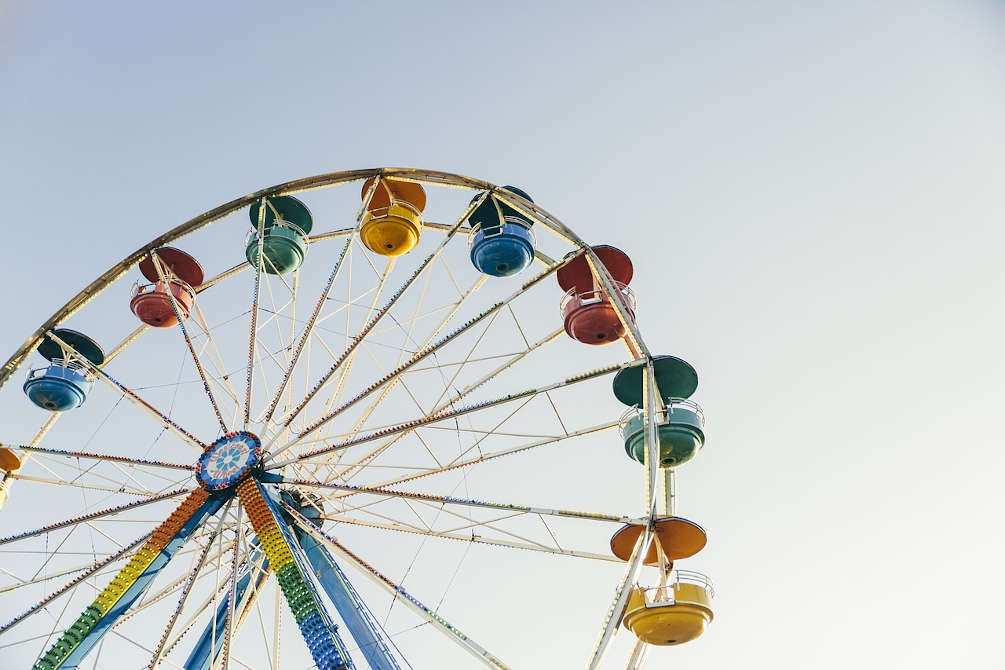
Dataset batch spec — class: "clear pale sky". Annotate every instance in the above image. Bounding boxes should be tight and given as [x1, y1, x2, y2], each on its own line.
[1, 2, 1004, 669]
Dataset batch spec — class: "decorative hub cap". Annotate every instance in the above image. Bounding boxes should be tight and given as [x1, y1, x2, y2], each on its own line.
[195, 431, 262, 491]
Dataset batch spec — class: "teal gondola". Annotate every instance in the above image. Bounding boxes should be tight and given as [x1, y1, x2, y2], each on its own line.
[246, 196, 314, 275]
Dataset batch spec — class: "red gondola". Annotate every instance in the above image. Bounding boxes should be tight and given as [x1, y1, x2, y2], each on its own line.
[129, 248, 204, 327]
[557, 245, 636, 345]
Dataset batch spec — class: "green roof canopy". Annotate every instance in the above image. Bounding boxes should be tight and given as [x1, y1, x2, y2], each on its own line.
[38, 329, 106, 366]
[612, 355, 698, 406]
[249, 195, 314, 235]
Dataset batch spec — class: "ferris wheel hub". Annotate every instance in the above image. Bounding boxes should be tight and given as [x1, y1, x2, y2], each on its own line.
[194, 431, 262, 491]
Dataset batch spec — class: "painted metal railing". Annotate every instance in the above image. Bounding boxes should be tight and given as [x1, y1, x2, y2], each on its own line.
[130, 278, 196, 300]
[467, 215, 536, 249]
[244, 217, 310, 247]
[25, 358, 92, 382]
[365, 198, 422, 221]
[618, 398, 705, 438]
[560, 281, 637, 317]
[638, 569, 715, 607]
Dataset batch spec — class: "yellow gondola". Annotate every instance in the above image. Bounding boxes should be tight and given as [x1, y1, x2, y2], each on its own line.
[622, 571, 714, 645]
[359, 177, 427, 256]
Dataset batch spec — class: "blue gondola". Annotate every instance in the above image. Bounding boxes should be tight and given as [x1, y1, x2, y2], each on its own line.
[468, 186, 536, 277]
[23, 329, 105, 412]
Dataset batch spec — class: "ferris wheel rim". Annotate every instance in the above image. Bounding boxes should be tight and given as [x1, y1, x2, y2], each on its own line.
[0, 167, 623, 393]
[0, 167, 661, 669]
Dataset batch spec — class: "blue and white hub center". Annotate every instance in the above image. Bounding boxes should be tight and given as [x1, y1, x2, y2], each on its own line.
[195, 431, 262, 491]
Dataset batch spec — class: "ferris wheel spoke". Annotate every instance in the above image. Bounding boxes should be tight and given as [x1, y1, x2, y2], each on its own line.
[0, 556, 121, 595]
[273, 189, 490, 441]
[404, 287, 500, 416]
[283, 271, 299, 424]
[148, 498, 231, 669]
[272, 362, 629, 470]
[402, 349, 529, 373]
[189, 300, 244, 416]
[319, 513, 620, 563]
[219, 502, 246, 670]
[151, 253, 230, 434]
[106, 628, 187, 669]
[327, 326, 565, 485]
[0, 488, 191, 546]
[310, 272, 490, 480]
[240, 196, 307, 431]
[80, 520, 129, 550]
[286, 505, 511, 669]
[280, 422, 619, 541]
[6, 472, 163, 497]
[248, 577, 276, 670]
[25, 450, 178, 500]
[98, 458, 183, 494]
[260, 250, 301, 298]
[43, 330, 207, 451]
[268, 251, 395, 449]
[506, 305, 571, 436]
[173, 538, 266, 669]
[280, 478, 640, 528]
[230, 546, 271, 650]
[260, 272, 297, 357]
[250, 337, 284, 421]
[318, 492, 578, 553]
[421, 425, 559, 439]
[242, 201, 268, 430]
[288, 254, 575, 449]
[387, 497, 571, 551]
[368, 301, 463, 339]
[182, 552, 271, 670]
[262, 237, 352, 428]
[11, 444, 194, 471]
[313, 250, 398, 421]
[274, 251, 394, 437]
[161, 540, 249, 665]
[0, 531, 152, 636]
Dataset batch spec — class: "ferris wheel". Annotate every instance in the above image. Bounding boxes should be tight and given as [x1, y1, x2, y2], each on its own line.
[0, 168, 713, 669]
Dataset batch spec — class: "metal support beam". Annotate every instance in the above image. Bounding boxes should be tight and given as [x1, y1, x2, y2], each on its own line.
[296, 531, 400, 670]
[235, 478, 354, 670]
[286, 505, 509, 670]
[31, 489, 223, 669]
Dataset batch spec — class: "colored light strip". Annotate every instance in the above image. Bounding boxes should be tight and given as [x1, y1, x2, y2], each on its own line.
[33, 489, 213, 670]
[235, 478, 352, 670]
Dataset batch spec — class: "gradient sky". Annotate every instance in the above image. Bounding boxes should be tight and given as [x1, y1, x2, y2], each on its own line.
[2, 2, 1004, 668]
